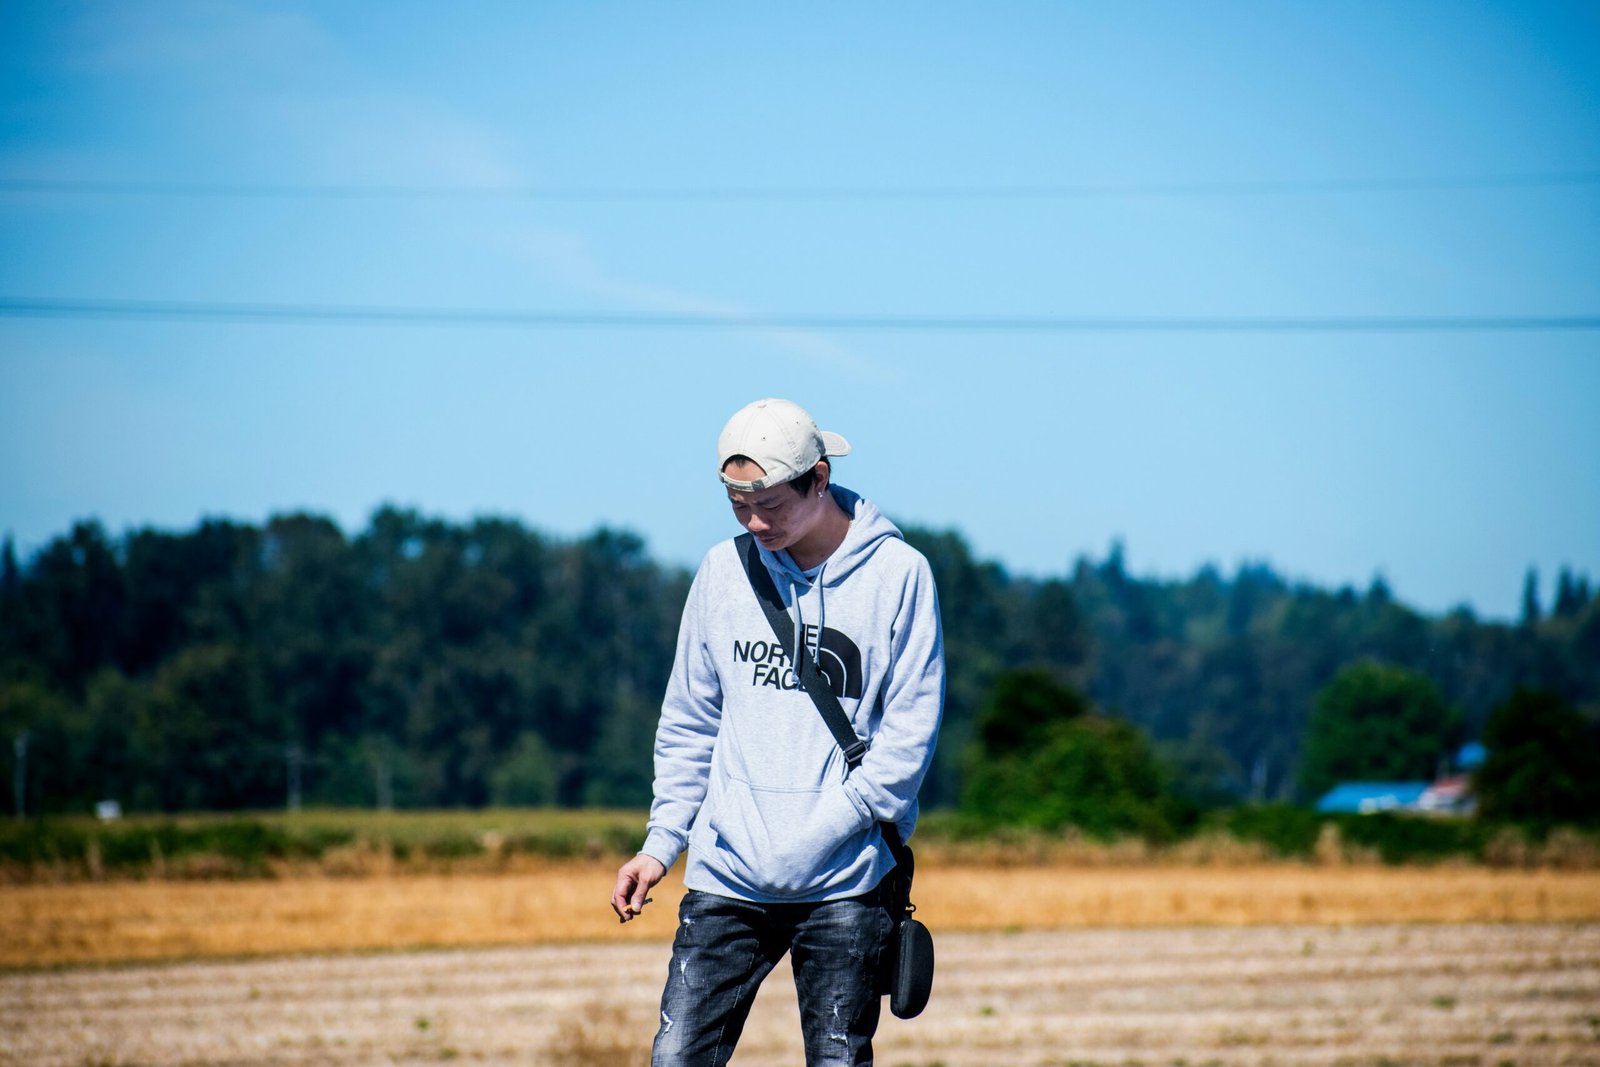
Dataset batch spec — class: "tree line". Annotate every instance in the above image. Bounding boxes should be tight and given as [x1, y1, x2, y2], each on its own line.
[2, 509, 1596, 818]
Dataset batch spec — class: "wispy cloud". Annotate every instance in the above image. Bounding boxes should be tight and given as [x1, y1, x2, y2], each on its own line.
[22, 3, 890, 380]
[508, 227, 896, 381]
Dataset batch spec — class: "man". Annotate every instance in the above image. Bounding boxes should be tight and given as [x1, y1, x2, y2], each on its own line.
[611, 397, 945, 1065]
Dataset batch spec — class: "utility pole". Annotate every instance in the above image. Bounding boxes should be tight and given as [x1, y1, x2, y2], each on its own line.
[12, 731, 27, 821]
[285, 743, 303, 812]
[373, 756, 393, 811]
[1250, 752, 1268, 803]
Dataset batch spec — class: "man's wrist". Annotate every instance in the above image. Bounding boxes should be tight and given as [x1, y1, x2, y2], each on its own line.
[639, 829, 682, 872]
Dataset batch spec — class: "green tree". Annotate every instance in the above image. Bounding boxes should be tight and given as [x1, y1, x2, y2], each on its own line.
[961, 668, 1172, 840]
[970, 667, 1090, 756]
[1474, 688, 1600, 825]
[250, 514, 370, 751]
[489, 732, 561, 807]
[583, 689, 660, 808]
[900, 526, 1010, 808]
[135, 643, 283, 811]
[1296, 661, 1461, 802]
[16, 522, 126, 688]
[0, 679, 82, 815]
[1521, 567, 1542, 627]
[3, 505, 1599, 820]
[1155, 734, 1245, 810]
[1552, 568, 1586, 619]
[0, 535, 21, 678]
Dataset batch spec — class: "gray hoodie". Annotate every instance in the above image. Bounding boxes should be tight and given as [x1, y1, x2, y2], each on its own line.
[640, 484, 945, 902]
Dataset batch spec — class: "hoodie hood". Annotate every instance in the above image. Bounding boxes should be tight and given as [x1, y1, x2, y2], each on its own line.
[755, 484, 900, 666]
[756, 483, 901, 588]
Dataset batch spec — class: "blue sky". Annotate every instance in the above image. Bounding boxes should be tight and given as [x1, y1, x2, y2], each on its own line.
[1, 2, 1596, 620]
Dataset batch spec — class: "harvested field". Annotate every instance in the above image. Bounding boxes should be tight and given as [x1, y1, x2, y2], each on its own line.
[4, 923, 1598, 1066]
[5, 862, 1600, 969]
[5, 864, 1600, 1064]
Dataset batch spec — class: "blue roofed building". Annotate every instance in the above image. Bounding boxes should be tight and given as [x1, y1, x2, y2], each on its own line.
[1315, 781, 1431, 814]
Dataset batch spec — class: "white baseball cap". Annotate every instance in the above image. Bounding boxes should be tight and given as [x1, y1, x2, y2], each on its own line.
[717, 398, 851, 491]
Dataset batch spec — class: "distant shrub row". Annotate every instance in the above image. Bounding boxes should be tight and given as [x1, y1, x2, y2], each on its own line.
[914, 804, 1600, 869]
[1209, 805, 1599, 867]
[0, 818, 305, 877]
[3, 806, 1595, 882]
[0, 810, 648, 881]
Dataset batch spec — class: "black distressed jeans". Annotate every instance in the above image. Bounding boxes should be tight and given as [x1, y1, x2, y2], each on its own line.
[651, 887, 893, 1066]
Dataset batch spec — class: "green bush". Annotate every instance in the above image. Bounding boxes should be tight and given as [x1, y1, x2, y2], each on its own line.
[0, 820, 91, 866]
[0, 809, 638, 878]
[1337, 811, 1488, 864]
[0, 817, 300, 874]
[1212, 804, 1324, 858]
[1215, 805, 1492, 864]
[291, 824, 359, 855]
[420, 831, 486, 860]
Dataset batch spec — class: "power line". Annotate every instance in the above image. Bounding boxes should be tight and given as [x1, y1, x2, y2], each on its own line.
[2, 171, 1599, 202]
[2, 297, 1597, 332]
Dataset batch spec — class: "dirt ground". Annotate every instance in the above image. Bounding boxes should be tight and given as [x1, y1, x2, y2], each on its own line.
[5, 922, 1597, 1067]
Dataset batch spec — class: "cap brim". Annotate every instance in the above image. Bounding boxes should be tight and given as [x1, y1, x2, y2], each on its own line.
[720, 471, 787, 492]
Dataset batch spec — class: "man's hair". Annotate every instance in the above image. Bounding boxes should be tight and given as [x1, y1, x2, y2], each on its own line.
[723, 454, 829, 496]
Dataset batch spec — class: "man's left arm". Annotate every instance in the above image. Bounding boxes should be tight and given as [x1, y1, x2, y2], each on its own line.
[843, 556, 945, 828]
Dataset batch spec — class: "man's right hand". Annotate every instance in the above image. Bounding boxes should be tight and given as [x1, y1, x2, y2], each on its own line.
[611, 853, 667, 923]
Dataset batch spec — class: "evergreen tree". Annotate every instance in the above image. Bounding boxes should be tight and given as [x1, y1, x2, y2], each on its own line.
[1552, 567, 1587, 619]
[0, 535, 20, 680]
[1521, 567, 1542, 626]
[1474, 688, 1600, 825]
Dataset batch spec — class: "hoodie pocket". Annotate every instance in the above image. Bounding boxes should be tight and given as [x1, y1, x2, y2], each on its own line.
[708, 775, 863, 897]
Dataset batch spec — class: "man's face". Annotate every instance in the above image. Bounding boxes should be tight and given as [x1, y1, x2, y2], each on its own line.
[723, 458, 828, 555]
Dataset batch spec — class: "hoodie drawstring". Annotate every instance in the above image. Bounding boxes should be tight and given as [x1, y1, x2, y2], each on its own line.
[785, 561, 827, 674]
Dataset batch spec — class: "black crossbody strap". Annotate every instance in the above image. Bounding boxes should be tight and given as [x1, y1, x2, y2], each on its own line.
[736, 533, 868, 765]
[735, 533, 909, 862]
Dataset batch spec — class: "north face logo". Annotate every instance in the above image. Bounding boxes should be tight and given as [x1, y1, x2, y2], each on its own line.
[811, 625, 863, 700]
[732, 625, 863, 699]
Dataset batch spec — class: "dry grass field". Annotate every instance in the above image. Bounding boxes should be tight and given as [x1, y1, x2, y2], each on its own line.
[3, 862, 1600, 1064]
[4, 861, 1599, 969]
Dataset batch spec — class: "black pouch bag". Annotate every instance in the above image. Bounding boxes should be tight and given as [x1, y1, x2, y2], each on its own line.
[736, 533, 936, 1020]
[887, 914, 935, 1018]
[876, 823, 934, 1019]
